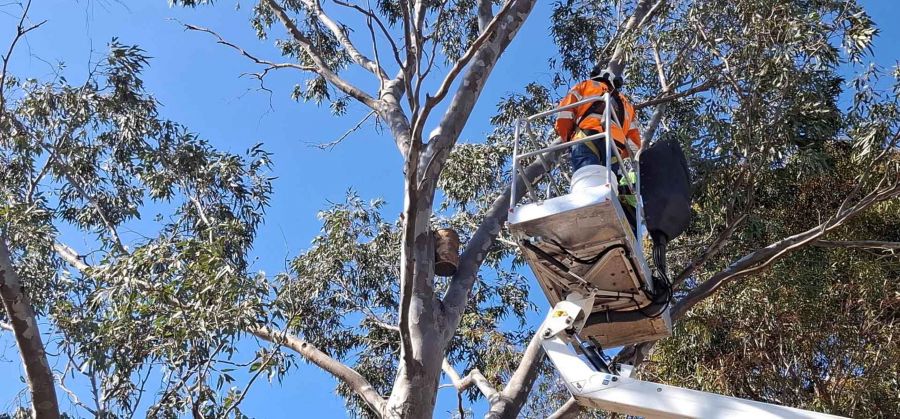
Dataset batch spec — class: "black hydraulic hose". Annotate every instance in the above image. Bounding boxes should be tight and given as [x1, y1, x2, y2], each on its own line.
[583, 289, 670, 325]
[521, 239, 573, 273]
[522, 238, 673, 322]
[550, 239, 628, 266]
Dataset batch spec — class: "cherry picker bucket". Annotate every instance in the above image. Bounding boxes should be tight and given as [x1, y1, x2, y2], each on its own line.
[507, 93, 672, 347]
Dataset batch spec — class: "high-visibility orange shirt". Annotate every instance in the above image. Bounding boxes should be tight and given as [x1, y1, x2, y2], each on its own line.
[554, 80, 641, 156]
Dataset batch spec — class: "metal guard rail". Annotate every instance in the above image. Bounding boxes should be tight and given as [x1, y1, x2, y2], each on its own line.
[509, 92, 647, 246]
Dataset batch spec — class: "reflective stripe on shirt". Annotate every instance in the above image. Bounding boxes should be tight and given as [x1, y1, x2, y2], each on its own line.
[556, 110, 574, 120]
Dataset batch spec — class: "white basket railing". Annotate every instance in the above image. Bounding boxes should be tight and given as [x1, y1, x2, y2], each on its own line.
[509, 92, 647, 245]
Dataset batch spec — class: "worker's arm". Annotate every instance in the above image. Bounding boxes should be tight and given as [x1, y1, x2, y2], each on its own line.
[626, 109, 642, 149]
[626, 126, 642, 148]
[554, 83, 585, 142]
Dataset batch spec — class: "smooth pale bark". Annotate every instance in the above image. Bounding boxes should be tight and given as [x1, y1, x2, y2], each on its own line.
[384, 1, 538, 417]
[0, 239, 60, 419]
[250, 325, 387, 415]
[547, 397, 580, 419]
[485, 332, 546, 418]
[386, 151, 445, 418]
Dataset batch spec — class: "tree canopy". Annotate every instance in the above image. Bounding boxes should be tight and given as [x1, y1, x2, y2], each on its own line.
[1, 0, 897, 418]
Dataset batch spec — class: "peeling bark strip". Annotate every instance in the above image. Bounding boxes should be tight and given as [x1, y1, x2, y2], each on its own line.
[0, 240, 60, 419]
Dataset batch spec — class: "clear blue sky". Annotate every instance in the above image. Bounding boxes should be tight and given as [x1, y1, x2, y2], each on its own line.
[1, 1, 897, 417]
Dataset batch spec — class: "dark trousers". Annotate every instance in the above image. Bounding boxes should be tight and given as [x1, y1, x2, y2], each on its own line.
[569, 131, 621, 174]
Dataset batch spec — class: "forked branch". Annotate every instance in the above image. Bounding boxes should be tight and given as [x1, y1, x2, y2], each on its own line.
[413, 0, 518, 141]
[300, 0, 388, 80]
[262, 0, 378, 108]
[672, 179, 900, 320]
[442, 359, 499, 403]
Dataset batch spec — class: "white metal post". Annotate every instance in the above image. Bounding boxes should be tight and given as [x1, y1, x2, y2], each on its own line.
[510, 118, 520, 212]
[604, 92, 614, 188]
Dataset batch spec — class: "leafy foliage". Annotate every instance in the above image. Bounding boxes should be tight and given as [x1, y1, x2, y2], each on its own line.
[2, 0, 898, 417]
[1, 40, 274, 417]
[271, 191, 536, 415]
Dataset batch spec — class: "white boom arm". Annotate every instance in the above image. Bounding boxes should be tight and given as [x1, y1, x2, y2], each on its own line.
[540, 293, 846, 419]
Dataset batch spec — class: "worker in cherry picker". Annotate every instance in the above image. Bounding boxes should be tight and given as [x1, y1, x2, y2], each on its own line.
[554, 63, 641, 217]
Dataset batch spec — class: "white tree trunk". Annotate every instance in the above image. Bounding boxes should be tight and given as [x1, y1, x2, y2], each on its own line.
[0, 239, 59, 419]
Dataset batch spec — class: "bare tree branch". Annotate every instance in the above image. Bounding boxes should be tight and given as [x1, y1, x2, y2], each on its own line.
[442, 359, 499, 403]
[398, 139, 423, 366]
[812, 240, 900, 250]
[672, 180, 900, 320]
[26, 136, 64, 204]
[53, 242, 90, 272]
[398, 1, 418, 116]
[56, 163, 126, 253]
[219, 342, 280, 419]
[673, 213, 748, 286]
[651, 39, 670, 92]
[182, 23, 315, 75]
[332, 0, 404, 71]
[57, 367, 98, 416]
[0, 0, 46, 114]
[309, 110, 376, 150]
[262, 0, 378, 109]
[250, 325, 387, 415]
[477, 0, 493, 32]
[418, 0, 536, 198]
[324, 2, 412, 158]
[411, 0, 518, 143]
[635, 79, 718, 110]
[636, 0, 666, 30]
[607, 0, 658, 71]
[486, 332, 545, 418]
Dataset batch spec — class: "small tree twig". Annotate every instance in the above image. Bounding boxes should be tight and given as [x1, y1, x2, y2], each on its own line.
[181, 22, 315, 74]
[309, 110, 376, 150]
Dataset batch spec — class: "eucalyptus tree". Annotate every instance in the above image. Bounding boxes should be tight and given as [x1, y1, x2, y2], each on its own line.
[1, 0, 898, 418]
[167, 0, 898, 418]
[1, 2, 273, 418]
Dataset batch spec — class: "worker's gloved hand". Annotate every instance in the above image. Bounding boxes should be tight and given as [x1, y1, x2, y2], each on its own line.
[619, 171, 637, 188]
[618, 158, 637, 188]
[618, 158, 638, 208]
